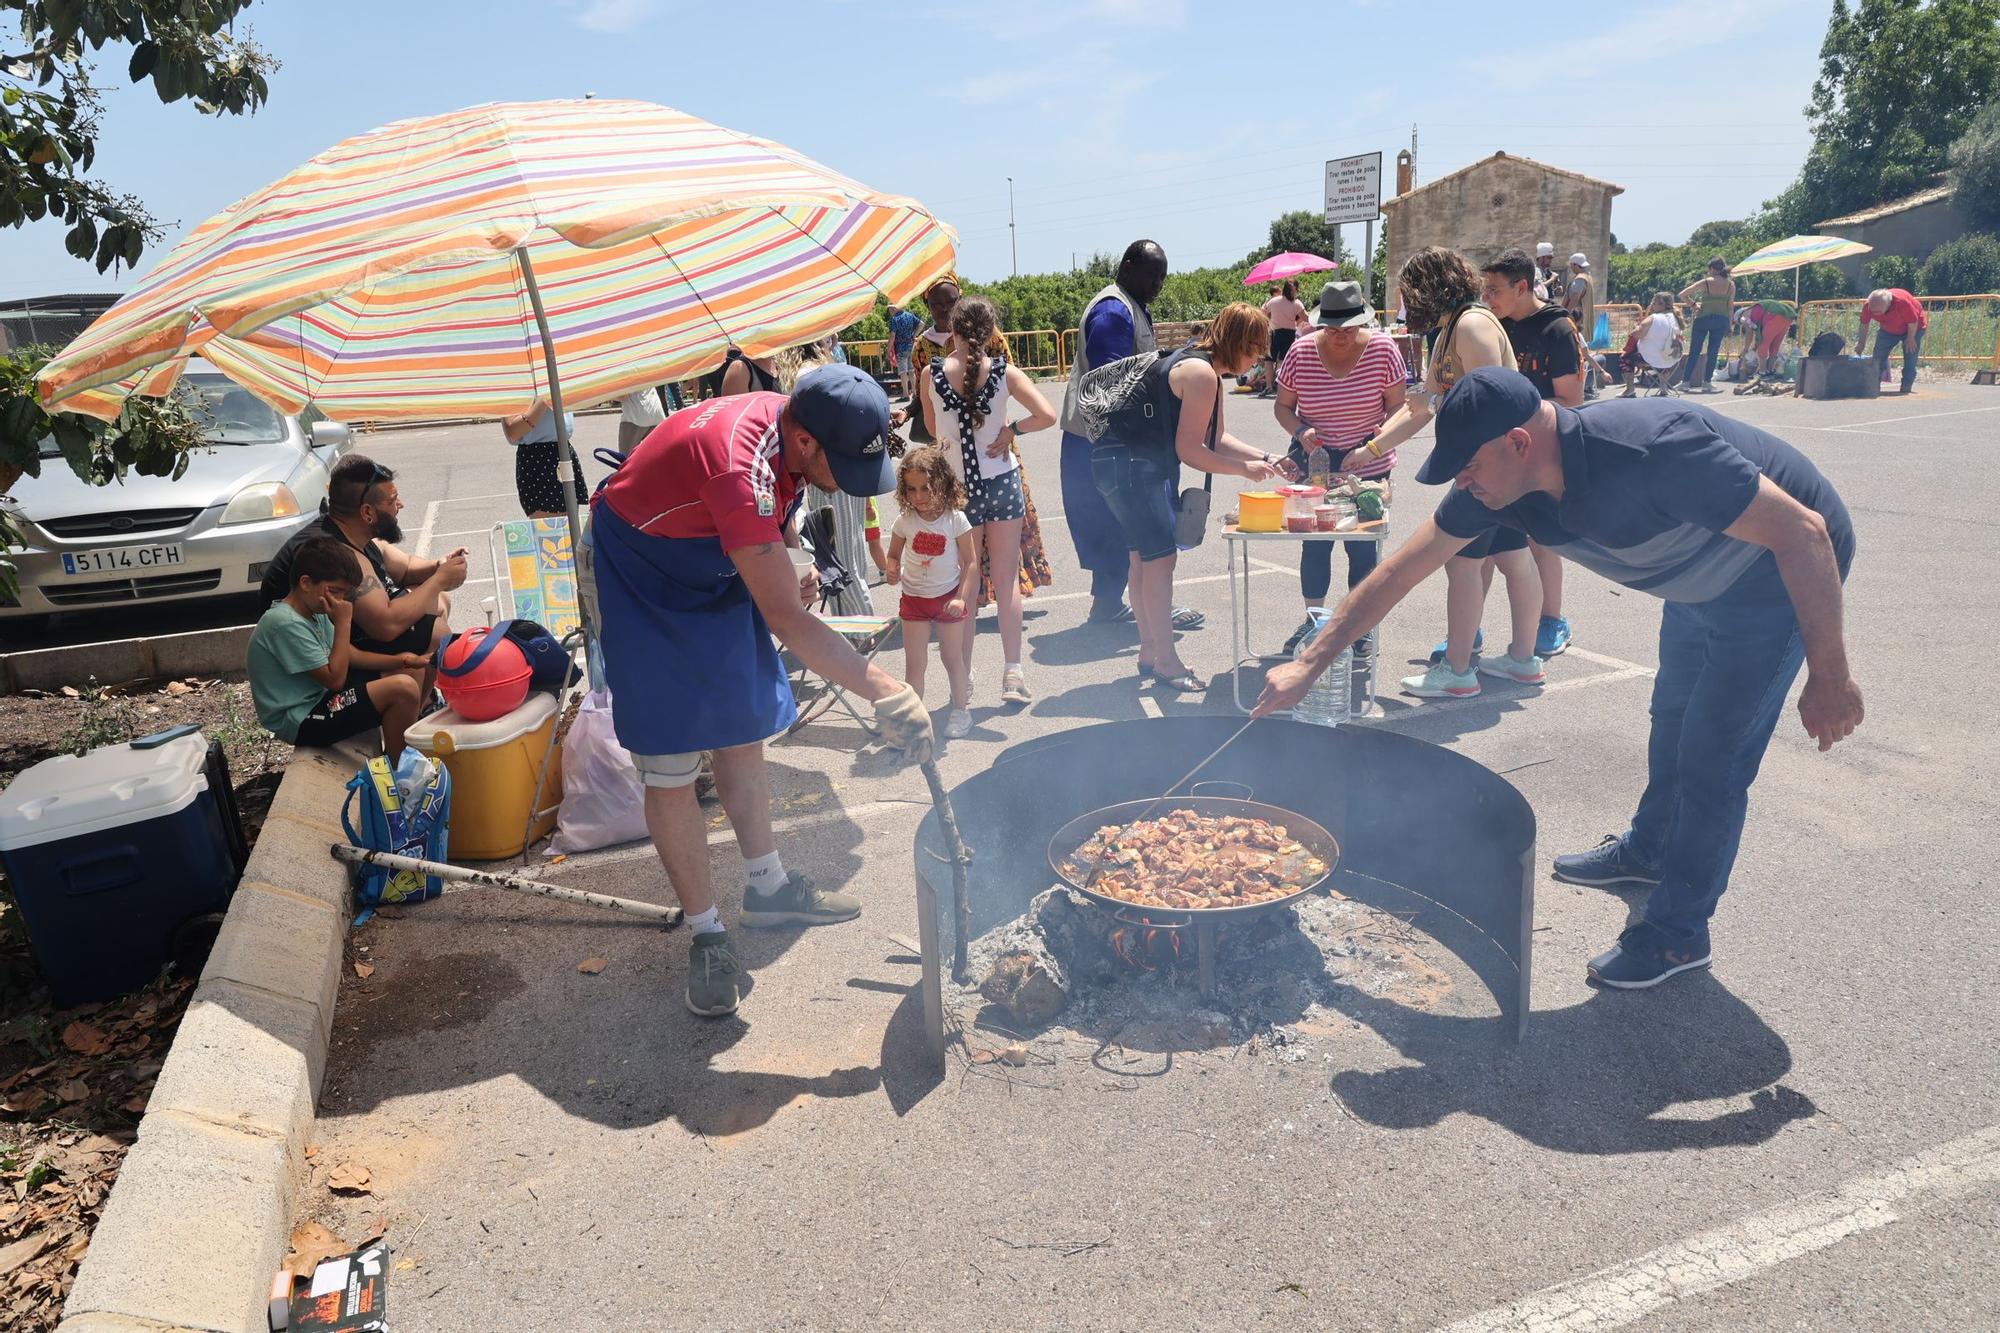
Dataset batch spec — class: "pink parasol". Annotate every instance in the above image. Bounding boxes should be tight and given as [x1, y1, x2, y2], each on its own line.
[1243, 251, 1338, 286]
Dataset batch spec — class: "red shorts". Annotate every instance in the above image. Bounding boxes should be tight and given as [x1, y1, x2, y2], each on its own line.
[900, 590, 968, 624]
[1758, 317, 1792, 359]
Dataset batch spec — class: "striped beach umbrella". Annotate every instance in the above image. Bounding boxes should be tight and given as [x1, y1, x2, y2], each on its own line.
[35, 99, 956, 424]
[1730, 234, 1873, 303]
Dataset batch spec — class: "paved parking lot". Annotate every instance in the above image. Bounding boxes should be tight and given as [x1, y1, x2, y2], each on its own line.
[252, 383, 2000, 1327]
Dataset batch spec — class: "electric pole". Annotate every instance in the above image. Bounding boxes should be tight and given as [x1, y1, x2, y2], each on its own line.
[1008, 177, 1018, 277]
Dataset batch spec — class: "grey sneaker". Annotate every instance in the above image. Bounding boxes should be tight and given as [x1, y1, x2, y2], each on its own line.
[739, 872, 861, 928]
[685, 931, 743, 1017]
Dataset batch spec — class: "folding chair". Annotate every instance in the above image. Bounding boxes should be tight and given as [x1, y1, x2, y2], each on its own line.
[479, 517, 586, 858]
[781, 505, 895, 741]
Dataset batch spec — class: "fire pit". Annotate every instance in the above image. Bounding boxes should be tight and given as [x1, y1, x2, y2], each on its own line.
[911, 717, 1535, 1071]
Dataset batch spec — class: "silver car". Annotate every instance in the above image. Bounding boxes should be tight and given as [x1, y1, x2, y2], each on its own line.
[1, 370, 352, 634]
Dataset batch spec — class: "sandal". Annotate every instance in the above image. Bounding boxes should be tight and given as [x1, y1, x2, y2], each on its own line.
[1149, 669, 1206, 693]
[1171, 606, 1206, 631]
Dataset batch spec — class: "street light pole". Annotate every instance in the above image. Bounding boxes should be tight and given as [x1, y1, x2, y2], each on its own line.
[1008, 176, 1018, 277]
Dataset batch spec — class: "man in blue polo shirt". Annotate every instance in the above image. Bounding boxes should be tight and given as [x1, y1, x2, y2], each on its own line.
[1257, 366, 1864, 989]
[886, 304, 920, 401]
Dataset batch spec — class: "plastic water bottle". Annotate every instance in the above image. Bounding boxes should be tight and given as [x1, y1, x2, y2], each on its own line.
[1307, 445, 1331, 489]
[1291, 608, 1351, 727]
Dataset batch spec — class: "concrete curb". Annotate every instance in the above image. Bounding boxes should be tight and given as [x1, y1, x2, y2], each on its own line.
[58, 744, 364, 1333]
[1, 625, 255, 695]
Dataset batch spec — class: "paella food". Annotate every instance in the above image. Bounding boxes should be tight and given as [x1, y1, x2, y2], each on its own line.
[1067, 810, 1328, 910]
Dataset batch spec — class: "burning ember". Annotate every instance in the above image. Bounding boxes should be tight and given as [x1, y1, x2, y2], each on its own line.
[1108, 920, 1183, 971]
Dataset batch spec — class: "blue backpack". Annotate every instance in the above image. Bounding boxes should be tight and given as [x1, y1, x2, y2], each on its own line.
[341, 749, 451, 921]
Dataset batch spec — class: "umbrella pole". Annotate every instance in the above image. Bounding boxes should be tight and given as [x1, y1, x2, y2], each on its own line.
[516, 247, 603, 690]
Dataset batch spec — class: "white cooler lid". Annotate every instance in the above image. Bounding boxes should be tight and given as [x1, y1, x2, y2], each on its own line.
[408, 691, 559, 754]
[0, 732, 210, 851]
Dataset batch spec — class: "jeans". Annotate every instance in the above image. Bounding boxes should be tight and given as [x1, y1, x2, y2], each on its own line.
[1683, 314, 1730, 385]
[1300, 538, 1379, 600]
[1873, 328, 1923, 391]
[1621, 594, 1807, 944]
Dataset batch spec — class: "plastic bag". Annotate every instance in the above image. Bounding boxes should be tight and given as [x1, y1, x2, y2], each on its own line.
[547, 690, 649, 854]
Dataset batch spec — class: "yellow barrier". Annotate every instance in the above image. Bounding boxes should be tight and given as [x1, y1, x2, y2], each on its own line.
[1798, 295, 2000, 368]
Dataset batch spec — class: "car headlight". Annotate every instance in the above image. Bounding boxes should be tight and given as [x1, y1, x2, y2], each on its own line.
[221, 482, 302, 525]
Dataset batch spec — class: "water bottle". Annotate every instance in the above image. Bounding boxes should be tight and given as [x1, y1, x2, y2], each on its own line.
[1307, 445, 1331, 489]
[1290, 608, 1351, 727]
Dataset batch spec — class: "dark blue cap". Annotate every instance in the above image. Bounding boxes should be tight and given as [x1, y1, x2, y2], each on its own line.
[1416, 366, 1543, 484]
[788, 364, 894, 496]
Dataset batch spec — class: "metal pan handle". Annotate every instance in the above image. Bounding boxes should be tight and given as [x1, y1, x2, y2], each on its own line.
[1111, 904, 1191, 931]
[1189, 780, 1254, 801]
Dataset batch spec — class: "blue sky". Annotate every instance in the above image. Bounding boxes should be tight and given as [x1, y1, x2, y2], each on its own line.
[0, 0, 1834, 301]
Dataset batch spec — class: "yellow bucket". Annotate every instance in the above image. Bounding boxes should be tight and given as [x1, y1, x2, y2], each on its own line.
[1238, 491, 1284, 532]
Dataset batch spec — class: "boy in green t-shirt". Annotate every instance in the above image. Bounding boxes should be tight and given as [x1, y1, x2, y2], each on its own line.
[246, 537, 428, 768]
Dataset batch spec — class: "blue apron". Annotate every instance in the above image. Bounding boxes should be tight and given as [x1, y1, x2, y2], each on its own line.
[592, 503, 796, 755]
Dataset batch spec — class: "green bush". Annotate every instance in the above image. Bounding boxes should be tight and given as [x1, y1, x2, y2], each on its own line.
[1918, 233, 2000, 294]
[1868, 254, 1922, 292]
[1949, 102, 2000, 231]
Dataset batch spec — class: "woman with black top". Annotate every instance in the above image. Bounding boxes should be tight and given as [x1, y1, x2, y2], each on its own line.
[1092, 302, 1283, 692]
[717, 347, 781, 396]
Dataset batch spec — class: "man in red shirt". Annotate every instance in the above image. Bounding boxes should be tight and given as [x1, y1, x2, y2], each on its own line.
[1857, 288, 1928, 394]
[591, 365, 931, 1018]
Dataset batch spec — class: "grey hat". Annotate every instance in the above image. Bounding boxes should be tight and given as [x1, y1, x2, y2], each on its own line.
[1315, 279, 1375, 328]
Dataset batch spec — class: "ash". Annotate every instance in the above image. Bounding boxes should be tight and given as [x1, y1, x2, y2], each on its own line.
[951, 886, 1454, 1053]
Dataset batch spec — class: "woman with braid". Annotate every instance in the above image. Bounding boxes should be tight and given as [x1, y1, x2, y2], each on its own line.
[919, 295, 1058, 706]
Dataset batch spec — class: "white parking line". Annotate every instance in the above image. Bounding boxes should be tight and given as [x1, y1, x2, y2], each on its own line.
[1433, 1124, 2000, 1333]
[1016, 565, 1285, 609]
[530, 798, 923, 876]
[413, 500, 440, 560]
[1374, 665, 1655, 723]
[1818, 404, 2000, 432]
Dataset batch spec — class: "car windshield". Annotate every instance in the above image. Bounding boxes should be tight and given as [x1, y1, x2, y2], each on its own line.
[186, 377, 289, 445]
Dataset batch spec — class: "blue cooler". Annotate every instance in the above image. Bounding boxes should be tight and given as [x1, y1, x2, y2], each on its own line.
[0, 726, 246, 1006]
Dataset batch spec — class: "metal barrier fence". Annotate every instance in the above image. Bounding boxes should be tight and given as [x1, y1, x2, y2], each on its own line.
[1796, 295, 2000, 368]
[841, 330, 1067, 380]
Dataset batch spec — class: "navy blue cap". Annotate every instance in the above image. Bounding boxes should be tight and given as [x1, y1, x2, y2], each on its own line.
[788, 364, 893, 496]
[1416, 366, 1543, 485]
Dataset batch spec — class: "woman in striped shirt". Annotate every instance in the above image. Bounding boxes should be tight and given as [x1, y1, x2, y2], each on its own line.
[1273, 279, 1407, 650]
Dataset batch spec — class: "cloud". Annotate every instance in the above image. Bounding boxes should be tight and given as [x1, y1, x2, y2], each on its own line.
[570, 0, 665, 33]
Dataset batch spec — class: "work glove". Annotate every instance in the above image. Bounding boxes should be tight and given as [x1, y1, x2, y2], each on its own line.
[872, 683, 934, 765]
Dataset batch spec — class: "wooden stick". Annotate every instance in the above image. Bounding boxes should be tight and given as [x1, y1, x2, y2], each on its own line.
[330, 844, 683, 925]
[919, 759, 974, 982]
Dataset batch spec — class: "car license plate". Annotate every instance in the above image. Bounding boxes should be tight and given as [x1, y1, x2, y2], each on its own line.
[60, 544, 186, 576]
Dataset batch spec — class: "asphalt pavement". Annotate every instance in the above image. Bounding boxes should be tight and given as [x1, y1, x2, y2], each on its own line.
[304, 380, 1998, 1330]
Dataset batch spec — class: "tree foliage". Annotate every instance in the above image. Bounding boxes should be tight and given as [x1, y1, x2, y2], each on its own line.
[1242, 210, 1350, 267]
[1868, 253, 1923, 289]
[1948, 100, 2000, 228]
[0, 0, 277, 272]
[1918, 231, 2000, 291]
[1687, 219, 1748, 249]
[0, 345, 213, 596]
[1767, 0, 2000, 232]
[1607, 232, 1854, 304]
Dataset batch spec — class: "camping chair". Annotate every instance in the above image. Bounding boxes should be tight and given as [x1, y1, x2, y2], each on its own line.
[780, 504, 894, 741]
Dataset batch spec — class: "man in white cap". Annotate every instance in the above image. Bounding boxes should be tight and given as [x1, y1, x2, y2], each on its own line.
[1534, 243, 1564, 305]
[1564, 253, 1595, 342]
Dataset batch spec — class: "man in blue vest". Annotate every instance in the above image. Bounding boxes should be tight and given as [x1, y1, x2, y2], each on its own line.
[1258, 367, 1863, 990]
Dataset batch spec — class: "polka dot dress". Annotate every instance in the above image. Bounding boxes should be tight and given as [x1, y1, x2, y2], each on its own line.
[515, 440, 589, 517]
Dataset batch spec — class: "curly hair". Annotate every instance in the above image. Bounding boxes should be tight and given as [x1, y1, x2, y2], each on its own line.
[950, 295, 1002, 431]
[894, 445, 965, 515]
[1397, 245, 1482, 333]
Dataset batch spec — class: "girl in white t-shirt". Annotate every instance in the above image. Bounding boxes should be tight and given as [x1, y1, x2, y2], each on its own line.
[1622, 293, 1685, 397]
[886, 447, 979, 740]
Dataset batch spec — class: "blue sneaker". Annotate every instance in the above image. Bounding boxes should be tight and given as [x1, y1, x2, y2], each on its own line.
[1551, 835, 1661, 889]
[1535, 615, 1572, 658]
[1588, 922, 1712, 990]
[1428, 628, 1483, 664]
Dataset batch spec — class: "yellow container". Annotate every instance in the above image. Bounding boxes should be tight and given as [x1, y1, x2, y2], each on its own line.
[406, 693, 564, 860]
[1238, 491, 1284, 532]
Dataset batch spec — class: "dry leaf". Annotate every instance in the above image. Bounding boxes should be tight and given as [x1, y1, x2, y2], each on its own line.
[326, 1163, 373, 1195]
[164, 681, 192, 696]
[284, 1221, 348, 1280]
[2, 1089, 51, 1114]
[549, 854, 568, 865]
[394, 1256, 416, 1272]
[304, 1143, 321, 1161]
[577, 957, 608, 975]
[59, 686, 81, 699]
[53, 1080, 89, 1104]
[0, 1232, 52, 1279]
[353, 962, 375, 979]
[999, 1045, 1029, 1067]
[60, 1022, 111, 1056]
[121, 1093, 149, 1114]
[359, 1214, 390, 1242]
[971, 1050, 997, 1066]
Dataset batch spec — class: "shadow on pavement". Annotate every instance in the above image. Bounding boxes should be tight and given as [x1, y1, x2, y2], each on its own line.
[1328, 972, 1816, 1155]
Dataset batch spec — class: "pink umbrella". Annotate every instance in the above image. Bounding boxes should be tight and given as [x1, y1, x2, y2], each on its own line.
[1243, 251, 1338, 286]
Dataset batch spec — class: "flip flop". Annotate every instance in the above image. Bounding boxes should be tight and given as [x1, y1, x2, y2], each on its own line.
[1171, 607, 1206, 631]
